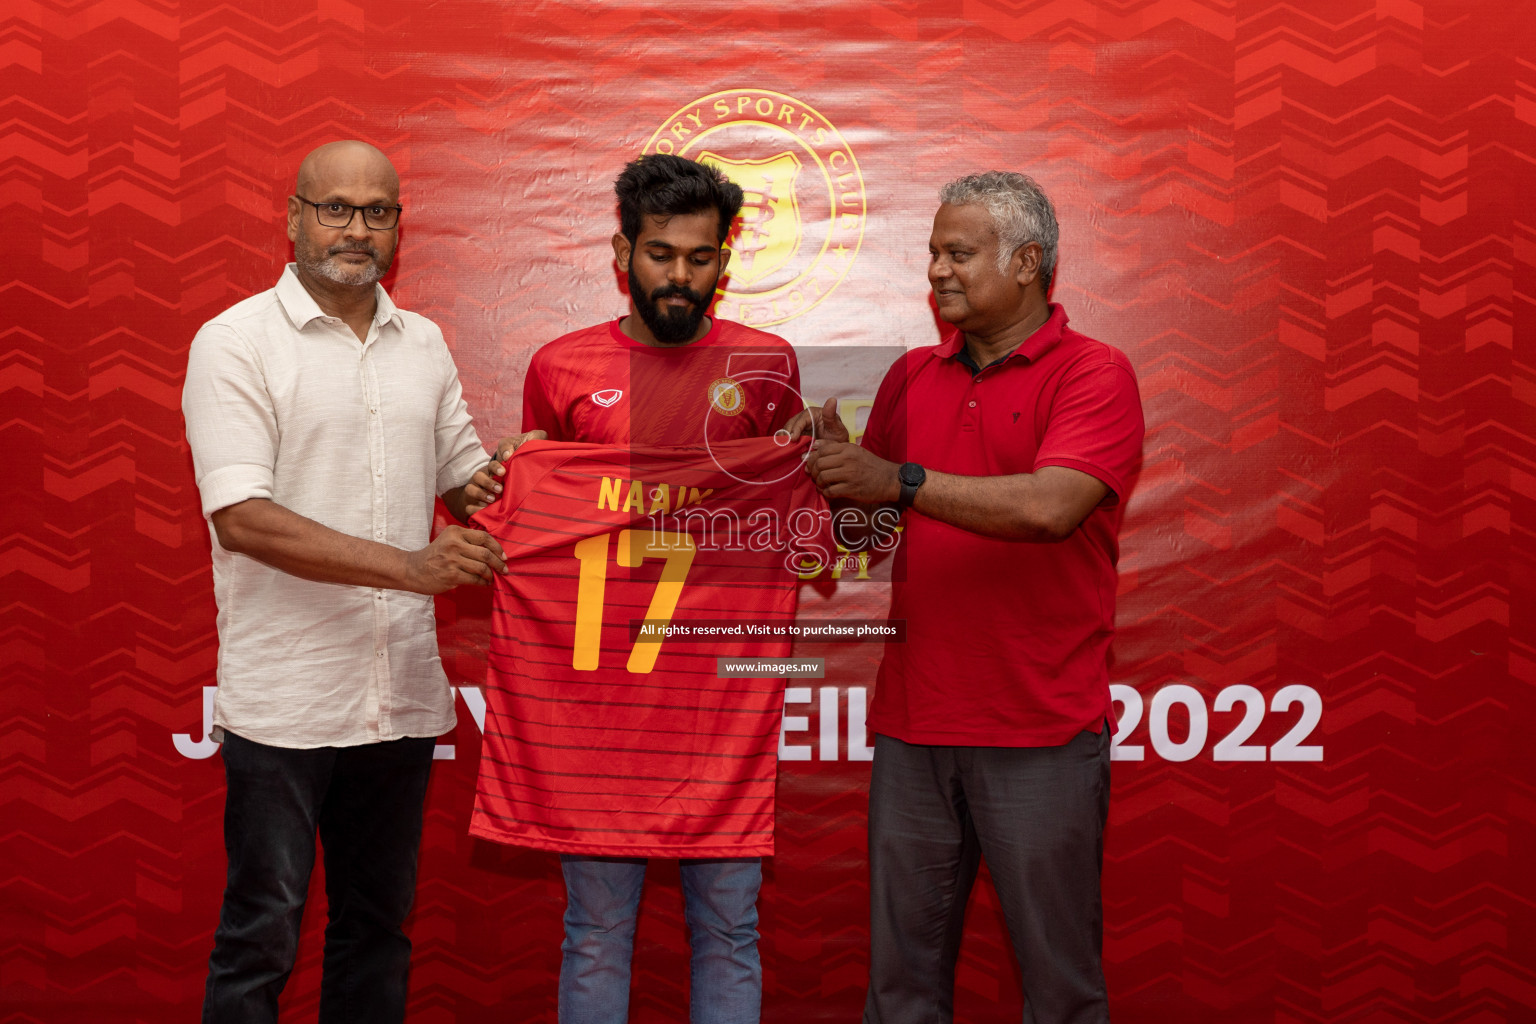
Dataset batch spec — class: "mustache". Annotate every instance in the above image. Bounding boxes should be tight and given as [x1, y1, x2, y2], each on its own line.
[327, 243, 379, 258]
[648, 283, 706, 306]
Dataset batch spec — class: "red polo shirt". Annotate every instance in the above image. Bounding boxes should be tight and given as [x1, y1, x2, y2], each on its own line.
[860, 304, 1144, 747]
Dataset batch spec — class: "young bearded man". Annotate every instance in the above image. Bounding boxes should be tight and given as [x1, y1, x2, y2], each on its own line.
[466, 154, 806, 1024]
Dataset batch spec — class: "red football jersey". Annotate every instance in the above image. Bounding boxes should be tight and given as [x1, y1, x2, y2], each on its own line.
[521, 318, 801, 445]
[469, 437, 830, 857]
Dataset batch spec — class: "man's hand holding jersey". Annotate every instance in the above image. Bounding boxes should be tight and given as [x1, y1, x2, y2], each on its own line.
[464, 430, 549, 514]
[210, 498, 508, 594]
[782, 395, 851, 447]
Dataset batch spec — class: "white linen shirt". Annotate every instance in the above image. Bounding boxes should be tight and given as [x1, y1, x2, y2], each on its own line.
[183, 265, 489, 748]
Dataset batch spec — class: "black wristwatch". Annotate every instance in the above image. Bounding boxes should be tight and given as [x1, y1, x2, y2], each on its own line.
[896, 462, 926, 510]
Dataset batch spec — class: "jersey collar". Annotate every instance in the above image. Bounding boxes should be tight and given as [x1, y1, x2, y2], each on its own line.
[608, 314, 724, 350]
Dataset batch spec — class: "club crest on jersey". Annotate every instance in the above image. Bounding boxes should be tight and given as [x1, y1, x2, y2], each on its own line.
[708, 377, 745, 417]
[591, 389, 624, 408]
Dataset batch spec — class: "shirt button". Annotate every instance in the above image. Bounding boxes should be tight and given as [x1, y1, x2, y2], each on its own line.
[377, 651, 385, 658]
[370, 408, 378, 415]
[968, 400, 977, 408]
[375, 469, 383, 477]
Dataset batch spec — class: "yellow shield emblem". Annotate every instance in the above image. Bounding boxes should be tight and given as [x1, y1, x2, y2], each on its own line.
[700, 150, 803, 287]
[708, 376, 746, 417]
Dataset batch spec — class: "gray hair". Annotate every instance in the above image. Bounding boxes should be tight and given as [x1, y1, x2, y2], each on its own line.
[938, 171, 1059, 292]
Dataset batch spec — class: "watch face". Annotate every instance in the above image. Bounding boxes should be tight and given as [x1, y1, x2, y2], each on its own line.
[899, 462, 924, 486]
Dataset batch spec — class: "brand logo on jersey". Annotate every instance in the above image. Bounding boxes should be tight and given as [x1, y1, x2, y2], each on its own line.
[642, 89, 866, 327]
[591, 389, 623, 408]
[708, 377, 745, 417]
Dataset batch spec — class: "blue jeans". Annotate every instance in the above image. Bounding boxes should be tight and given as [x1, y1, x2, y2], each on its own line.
[201, 732, 435, 1024]
[559, 856, 762, 1024]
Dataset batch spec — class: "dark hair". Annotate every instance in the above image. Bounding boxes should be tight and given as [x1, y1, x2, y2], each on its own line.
[615, 154, 744, 246]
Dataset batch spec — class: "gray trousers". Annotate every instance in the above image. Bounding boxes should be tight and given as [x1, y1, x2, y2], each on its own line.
[863, 729, 1111, 1024]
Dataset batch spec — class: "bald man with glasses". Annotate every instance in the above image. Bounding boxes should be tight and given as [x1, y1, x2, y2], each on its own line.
[183, 140, 515, 1024]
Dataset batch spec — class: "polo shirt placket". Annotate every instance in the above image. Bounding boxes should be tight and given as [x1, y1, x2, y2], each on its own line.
[954, 347, 1036, 446]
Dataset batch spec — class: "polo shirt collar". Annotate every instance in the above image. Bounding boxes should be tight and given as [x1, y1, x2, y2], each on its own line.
[938, 302, 1069, 370]
[276, 263, 402, 332]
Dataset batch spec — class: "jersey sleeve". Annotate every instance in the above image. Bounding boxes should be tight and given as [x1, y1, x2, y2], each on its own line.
[785, 456, 835, 575]
[1033, 357, 1145, 504]
[521, 347, 565, 440]
[468, 440, 554, 538]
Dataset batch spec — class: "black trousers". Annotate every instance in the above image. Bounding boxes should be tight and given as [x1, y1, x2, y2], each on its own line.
[201, 731, 435, 1024]
[864, 729, 1112, 1024]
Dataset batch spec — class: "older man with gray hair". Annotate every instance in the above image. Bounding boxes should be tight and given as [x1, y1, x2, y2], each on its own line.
[796, 171, 1145, 1022]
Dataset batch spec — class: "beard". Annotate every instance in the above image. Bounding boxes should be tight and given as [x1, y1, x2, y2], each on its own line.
[296, 236, 392, 288]
[629, 263, 711, 345]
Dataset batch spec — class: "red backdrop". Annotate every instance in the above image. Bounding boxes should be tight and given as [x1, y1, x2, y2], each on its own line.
[5, 1, 1536, 1021]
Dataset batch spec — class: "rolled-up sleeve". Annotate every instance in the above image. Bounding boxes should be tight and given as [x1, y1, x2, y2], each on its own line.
[431, 333, 489, 495]
[183, 324, 277, 518]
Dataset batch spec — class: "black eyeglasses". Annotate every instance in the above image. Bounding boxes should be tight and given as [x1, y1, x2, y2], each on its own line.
[293, 195, 403, 230]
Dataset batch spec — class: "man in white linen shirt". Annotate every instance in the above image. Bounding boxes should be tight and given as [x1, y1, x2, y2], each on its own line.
[182, 140, 510, 1024]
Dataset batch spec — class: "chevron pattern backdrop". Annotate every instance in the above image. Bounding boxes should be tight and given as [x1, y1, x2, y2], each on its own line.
[5, 0, 1535, 1021]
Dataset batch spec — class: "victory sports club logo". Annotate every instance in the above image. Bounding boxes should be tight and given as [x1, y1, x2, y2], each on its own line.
[643, 89, 867, 327]
[707, 377, 745, 417]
